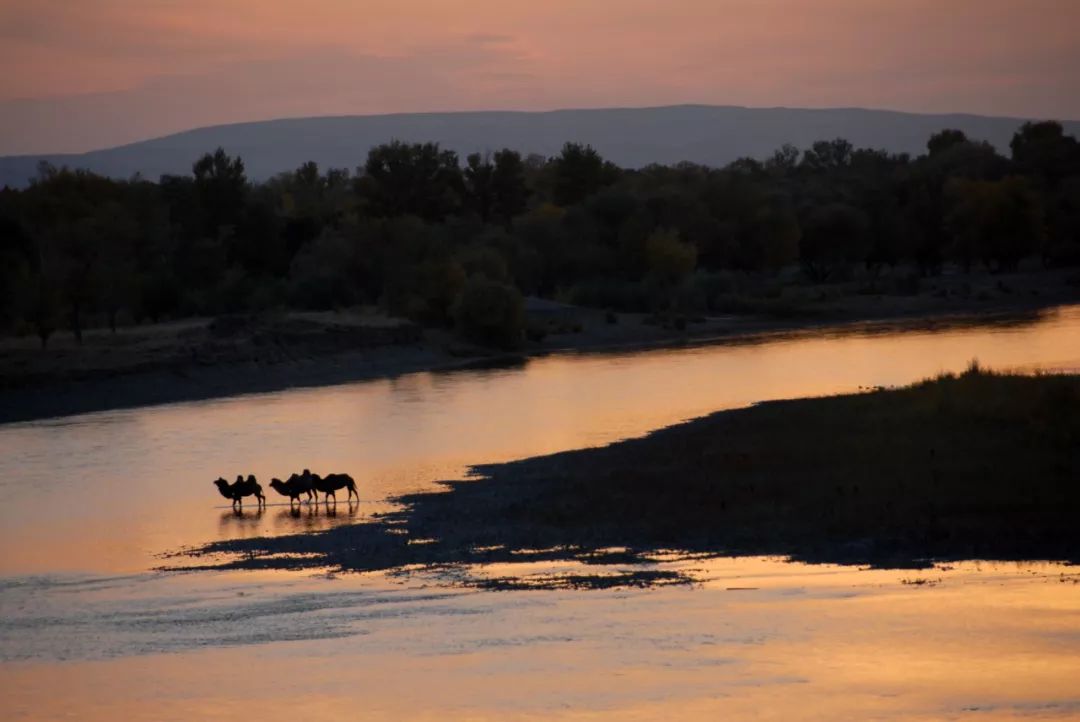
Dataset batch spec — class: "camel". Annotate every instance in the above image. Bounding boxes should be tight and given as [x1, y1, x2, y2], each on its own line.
[212, 475, 265, 509]
[310, 471, 359, 503]
[290, 471, 317, 502]
[268, 475, 316, 505]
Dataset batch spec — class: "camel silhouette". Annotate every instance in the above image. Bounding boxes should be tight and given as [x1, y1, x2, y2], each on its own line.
[269, 474, 316, 505]
[213, 475, 266, 509]
[309, 471, 359, 503]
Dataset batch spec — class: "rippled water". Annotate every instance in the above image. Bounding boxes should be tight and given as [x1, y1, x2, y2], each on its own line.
[1, 306, 1079, 720]
[2, 560, 1078, 721]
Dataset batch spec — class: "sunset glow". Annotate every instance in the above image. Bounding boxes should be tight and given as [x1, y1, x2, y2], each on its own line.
[3, 0, 1080, 152]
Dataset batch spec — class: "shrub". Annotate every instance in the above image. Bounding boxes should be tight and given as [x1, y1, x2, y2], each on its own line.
[288, 234, 359, 310]
[453, 278, 524, 349]
[568, 278, 651, 312]
[645, 228, 696, 284]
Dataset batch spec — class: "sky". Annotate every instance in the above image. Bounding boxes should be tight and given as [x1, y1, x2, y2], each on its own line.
[2, 0, 1079, 155]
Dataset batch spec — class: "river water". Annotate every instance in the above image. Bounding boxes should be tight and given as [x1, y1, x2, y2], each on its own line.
[1, 306, 1079, 720]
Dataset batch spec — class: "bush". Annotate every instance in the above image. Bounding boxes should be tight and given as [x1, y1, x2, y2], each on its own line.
[1044, 240, 1080, 268]
[645, 228, 696, 284]
[288, 234, 359, 310]
[453, 278, 525, 349]
[247, 277, 288, 311]
[568, 278, 651, 312]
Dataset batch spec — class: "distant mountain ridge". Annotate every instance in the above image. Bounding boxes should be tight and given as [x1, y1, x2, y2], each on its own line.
[3, 104, 1078, 188]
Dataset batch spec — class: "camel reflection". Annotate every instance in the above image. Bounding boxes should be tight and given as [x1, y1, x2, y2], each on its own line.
[217, 507, 265, 536]
[273, 499, 359, 532]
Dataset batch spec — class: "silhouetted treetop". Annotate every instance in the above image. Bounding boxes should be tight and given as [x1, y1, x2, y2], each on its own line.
[2, 122, 1079, 346]
[928, 129, 969, 156]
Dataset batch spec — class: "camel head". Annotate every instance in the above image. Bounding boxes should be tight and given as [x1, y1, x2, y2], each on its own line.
[213, 478, 232, 498]
[269, 478, 286, 492]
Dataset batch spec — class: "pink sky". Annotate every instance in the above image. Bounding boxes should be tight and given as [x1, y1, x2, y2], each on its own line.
[2, 0, 1079, 154]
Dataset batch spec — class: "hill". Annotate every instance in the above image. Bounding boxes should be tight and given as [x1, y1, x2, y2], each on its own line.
[3, 105, 1077, 187]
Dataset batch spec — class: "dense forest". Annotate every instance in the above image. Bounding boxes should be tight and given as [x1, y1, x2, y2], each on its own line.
[1, 121, 1079, 348]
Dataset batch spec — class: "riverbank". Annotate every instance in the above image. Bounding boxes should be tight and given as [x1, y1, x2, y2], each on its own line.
[2, 268, 1079, 424]
[180, 368, 1080, 586]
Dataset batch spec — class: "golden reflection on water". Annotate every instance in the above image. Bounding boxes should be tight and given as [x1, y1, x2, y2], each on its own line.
[1, 305, 1080, 574]
[1, 559, 1078, 721]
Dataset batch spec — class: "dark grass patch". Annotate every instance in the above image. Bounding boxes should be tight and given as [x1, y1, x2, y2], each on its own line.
[468, 569, 691, 591]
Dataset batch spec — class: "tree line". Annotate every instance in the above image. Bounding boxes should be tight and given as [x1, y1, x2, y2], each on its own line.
[1, 121, 1079, 348]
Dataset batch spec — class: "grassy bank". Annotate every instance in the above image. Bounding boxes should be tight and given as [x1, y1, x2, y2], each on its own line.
[183, 369, 1080, 585]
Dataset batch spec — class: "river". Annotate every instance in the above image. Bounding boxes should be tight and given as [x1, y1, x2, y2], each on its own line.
[1, 306, 1079, 720]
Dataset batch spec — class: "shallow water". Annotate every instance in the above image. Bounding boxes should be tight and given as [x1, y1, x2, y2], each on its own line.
[2, 560, 1078, 721]
[1, 306, 1080, 719]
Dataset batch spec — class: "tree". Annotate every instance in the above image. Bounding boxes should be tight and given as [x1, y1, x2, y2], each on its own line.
[94, 202, 140, 332]
[799, 203, 869, 281]
[801, 139, 854, 172]
[192, 147, 247, 235]
[552, 143, 616, 206]
[491, 149, 530, 226]
[358, 141, 464, 221]
[1044, 177, 1080, 266]
[288, 232, 360, 310]
[464, 153, 495, 222]
[927, 129, 969, 156]
[15, 268, 60, 348]
[899, 139, 1008, 274]
[946, 177, 1045, 272]
[766, 143, 800, 174]
[0, 208, 32, 329]
[749, 206, 801, 272]
[645, 228, 696, 284]
[457, 242, 510, 283]
[1010, 121, 1080, 185]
